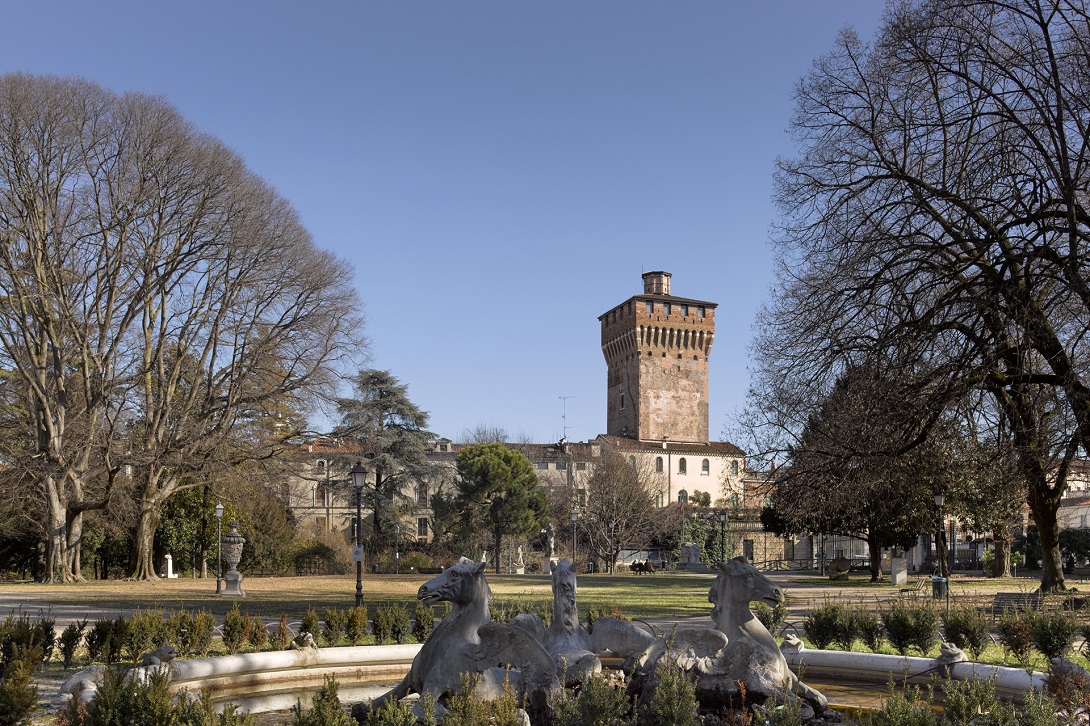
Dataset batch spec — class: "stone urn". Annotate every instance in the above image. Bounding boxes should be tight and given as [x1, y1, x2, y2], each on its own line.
[221, 521, 246, 597]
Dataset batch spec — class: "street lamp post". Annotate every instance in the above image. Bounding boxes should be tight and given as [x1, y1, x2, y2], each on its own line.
[720, 511, 727, 561]
[571, 505, 579, 564]
[395, 522, 400, 575]
[349, 461, 368, 607]
[934, 491, 950, 615]
[214, 503, 224, 595]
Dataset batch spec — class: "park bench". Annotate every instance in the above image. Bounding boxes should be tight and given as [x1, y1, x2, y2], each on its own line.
[898, 576, 928, 598]
[982, 592, 1044, 620]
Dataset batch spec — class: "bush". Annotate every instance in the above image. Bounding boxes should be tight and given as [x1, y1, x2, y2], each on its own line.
[882, 602, 938, 656]
[301, 607, 320, 638]
[390, 604, 411, 645]
[0, 646, 38, 726]
[365, 695, 419, 726]
[412, 601, 434, 643]
[870, 684, 934, 726]
[803, 602, 843, 650]
[941, 676, 1013, 725]
[322, 608, 346, 647]
[852, 609, 885, 653]
[443, 672, 520, 726]
[552, 674, 631, 726]
[752, 600, 789, 636]
[124, 611, 163, 663]
[637, 660, 699, 726]
[1030, 610, 1078, 661]
[399, 551, 434, 573]
[941, 606, 991, 660]
[291, 676, 355, 726]
[270, 613, 292, 651]
[85, 618, 122, 664]
[59, 620, 87, 669]
[245, 614, 268, 651]
[372, 608, 392, 645]
[0, 614, 54, 671]
[191, 610, 216, 657]
[346, 606, 368, 646]
[998, 612, 1034, 667]
[222, 603, 248, 655]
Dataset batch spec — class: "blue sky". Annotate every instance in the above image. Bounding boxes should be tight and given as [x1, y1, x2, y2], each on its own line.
[0, 2, 885, 444]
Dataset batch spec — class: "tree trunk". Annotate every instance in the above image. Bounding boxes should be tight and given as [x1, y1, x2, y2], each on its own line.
[41, 477, 70, 583]
[866, 531, 882, 583]
[130, 496, 163, 581]
[936, 529, 950, 579]
[65, 510, 86, 582]
[493, 528, 503, 575]
[1030, 499, 1064, 592]
[992, 525, 1013, 578]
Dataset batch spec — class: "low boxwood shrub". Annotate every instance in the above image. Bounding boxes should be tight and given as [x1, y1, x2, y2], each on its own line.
[941, 605, 990, 660]
[998, 612, 1034, 667]
[372, 608, 393, 645]
[222, 603, 247, 654]
[852, 609, 885, 653]
[390, 604, 411, 644]
[803, 602, 843, 650]
[882, 602, 938, 656]
[752, 600, 788, 636]
[290, 676, 357, 726]
[412, 601, 434, 643]
[321, 608, 346, 647]
[245, 614, 268, 651]
[346, 606, 368, 646]
[1030, 610, 1078, 661]
[124, 611, 164, 663]
[59, 619, 87, 669]
[0, 645, 39, 726]
[552, 673, 631, 726]
[300, 607, 320, 638]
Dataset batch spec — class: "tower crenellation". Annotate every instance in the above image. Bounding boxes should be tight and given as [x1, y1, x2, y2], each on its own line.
[600, 271, 716, 442]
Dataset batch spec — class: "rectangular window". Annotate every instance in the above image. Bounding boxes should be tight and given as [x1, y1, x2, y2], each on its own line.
[575, 462, 586, 471]
[555, 463, 566, 470]
[697, 306, 705, 318]
[645, 301, 653, 314]
[620, 393, 625, 409]
[538, 462, 549, 470]
[680, 304, 688, 316]
[663, 302, 671, 316]
[418, 518, 429, 538]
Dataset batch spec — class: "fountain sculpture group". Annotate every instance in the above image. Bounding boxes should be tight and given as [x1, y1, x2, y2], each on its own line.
[354, 555, 830, 723]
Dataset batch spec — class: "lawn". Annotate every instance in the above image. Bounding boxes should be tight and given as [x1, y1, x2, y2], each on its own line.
[0, 571, 716, 622]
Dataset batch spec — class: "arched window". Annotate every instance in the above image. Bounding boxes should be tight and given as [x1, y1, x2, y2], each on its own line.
[678, 458, 687, 475]
[731, 460, 739, 476]
[701, 459, 710, 475]
[655, 456, 663, 473]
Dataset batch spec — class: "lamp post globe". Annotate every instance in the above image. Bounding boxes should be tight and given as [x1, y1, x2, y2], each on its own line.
[349, 461, 368, 607]
[214, 503, 224, 595]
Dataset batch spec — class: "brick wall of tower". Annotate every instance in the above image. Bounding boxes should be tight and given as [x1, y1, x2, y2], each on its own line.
[601, 287, 715, 442]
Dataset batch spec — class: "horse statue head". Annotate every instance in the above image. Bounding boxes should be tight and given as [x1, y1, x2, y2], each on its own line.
[708, 556, 783, 632]
[418, 557, 492, 612]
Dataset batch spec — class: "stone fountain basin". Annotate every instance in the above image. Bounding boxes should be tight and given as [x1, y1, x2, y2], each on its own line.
[140, 644, 1049, 714]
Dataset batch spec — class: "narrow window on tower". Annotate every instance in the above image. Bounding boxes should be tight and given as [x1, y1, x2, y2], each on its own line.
[655, 456, 663, 473]
[701, 459, 710, 475]
[678, 458, 687, 475]
[663, 302, 671, 316]
[680, 304, 688, 317]
[620, 393, 625, 410]
[697, 306, 705, 318]
[645, 301, 653, 314]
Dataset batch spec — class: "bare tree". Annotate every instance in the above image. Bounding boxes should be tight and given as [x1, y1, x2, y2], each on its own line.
[0, 74, 364, 581]
[582, 451, 659, 573]
[758, 0, 1090, 591]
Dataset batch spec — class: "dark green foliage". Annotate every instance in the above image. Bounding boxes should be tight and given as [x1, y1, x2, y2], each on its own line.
[390, 604, 410, 645]
[940, 676, 1014, 725]
[752, 600, 789, 636]
[412, 601, 434, 643]
[1029, 610, 1078, 661]
[372, 607, 392, 645]
[322, 608, 346, 647]
[0, 646, 38, 726]
[552, 675, 632, 726]
[491, 598, 551, 625]
[0, 614, 53, 671]
[882, 602, 938, 656]
[85, 618, 124, 664]
[245, 614, 268, 651]
[803, 602, 843, 650]
[346, 606, 368, 646]
[191, 610, 216, 657]
[223, 603, 248, 654]
[124, 611, 164, 663]
[301, 607, 320, 637]
[852, 609, 885, 653]
[291, 676, 355, 726]
[60, 619, 87, 669]
[636, 660, 699, 726]
[165, 609, 214, 658]
[941, 606, 991, 660]
[998, 612, 1034, 667]
[365, 695, 419, 726]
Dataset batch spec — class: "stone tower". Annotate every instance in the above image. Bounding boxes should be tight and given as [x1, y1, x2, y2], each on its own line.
[599, 271, 716, 442]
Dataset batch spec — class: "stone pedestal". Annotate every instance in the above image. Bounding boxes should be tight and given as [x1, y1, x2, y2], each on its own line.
[221, 521, 246, 597]
[164, 553, 178, 579]
[677, 542, 708, 572]
[890, 556, 908, 586]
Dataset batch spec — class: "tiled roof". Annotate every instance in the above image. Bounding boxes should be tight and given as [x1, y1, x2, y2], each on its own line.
[592, 434, 744, 457]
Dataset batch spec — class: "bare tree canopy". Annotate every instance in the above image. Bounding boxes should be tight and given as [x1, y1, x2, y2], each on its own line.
[0, 73, 365, 580]
[752, 0, 1090, 590]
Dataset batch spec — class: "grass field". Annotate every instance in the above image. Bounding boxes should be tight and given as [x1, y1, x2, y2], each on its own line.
[0, 571, 718, 622]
